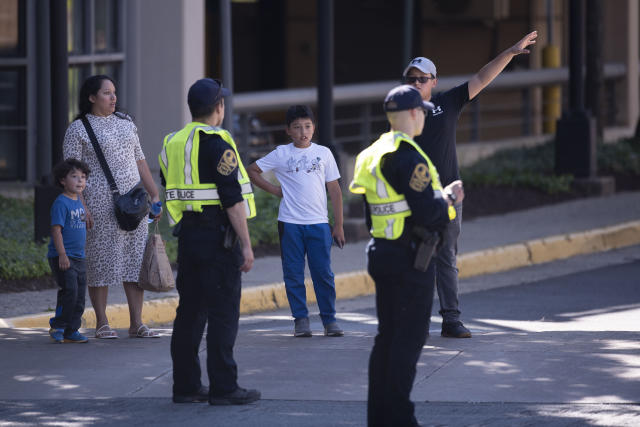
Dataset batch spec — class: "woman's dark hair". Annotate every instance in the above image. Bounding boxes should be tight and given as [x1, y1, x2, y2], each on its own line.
[285, 105, 315, 127]
[52, 158, 91, 188]
[74, 75, 131, 121]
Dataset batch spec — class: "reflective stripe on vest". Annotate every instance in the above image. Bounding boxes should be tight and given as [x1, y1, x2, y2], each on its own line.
[349, 131, 454, 240]
[159, 122, 256, 225]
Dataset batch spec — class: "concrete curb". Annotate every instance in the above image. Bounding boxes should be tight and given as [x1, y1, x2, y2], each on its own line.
[4, 220, 639, 329]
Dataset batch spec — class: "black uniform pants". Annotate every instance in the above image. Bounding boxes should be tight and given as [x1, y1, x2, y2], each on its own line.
[366, 238, 435, 427]
[171, 214, 243, 397]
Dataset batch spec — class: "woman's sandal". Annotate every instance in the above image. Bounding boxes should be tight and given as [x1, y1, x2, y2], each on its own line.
[129, 324, 160, 338]
[95, 324, 118, 339]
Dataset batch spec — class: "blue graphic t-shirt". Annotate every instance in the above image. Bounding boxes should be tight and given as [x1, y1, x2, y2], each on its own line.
[47, 194, 86, 259]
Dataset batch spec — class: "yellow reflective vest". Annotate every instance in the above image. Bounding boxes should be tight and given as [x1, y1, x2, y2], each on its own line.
[349, 131, 455, 240]
[159, 122, 256, 226]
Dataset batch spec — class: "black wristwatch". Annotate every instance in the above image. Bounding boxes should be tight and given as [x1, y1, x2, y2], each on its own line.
[446, 192, 457, 204]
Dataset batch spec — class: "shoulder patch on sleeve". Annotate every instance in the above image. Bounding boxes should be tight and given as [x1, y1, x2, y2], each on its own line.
[409, 163, 431, 192]
[217, 149, 238, 176]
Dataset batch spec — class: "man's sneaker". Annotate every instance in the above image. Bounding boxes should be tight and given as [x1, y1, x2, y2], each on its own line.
[209, 387, 261, 406]
[49, 328, 64, 343]
[63, 331, 89, 343]
[294, 317, 312, 337]
[324, 322, 344, 337]
[441, 321, 472, 338]
[173, 386, 209, 403]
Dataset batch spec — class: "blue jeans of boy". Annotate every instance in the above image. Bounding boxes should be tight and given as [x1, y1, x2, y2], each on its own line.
[278, 222, 337, 325]
[48, 257, 87, 334]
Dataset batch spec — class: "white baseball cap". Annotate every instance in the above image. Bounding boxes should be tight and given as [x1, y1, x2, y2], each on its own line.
[403, 57, 437, 78]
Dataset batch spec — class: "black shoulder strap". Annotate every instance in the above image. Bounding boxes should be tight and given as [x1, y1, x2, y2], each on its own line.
[80, 115, 119, 196]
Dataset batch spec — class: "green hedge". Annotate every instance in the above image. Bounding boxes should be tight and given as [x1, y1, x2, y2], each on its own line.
[460, 141, 574, 194]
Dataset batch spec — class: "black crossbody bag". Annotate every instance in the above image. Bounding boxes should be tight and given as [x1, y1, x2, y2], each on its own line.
[81, 116, 149, 231]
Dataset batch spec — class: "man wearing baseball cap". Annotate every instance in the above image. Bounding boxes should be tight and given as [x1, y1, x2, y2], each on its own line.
[350, 85, 464, 426]
[160, 78, 260, 406]
[404, 31, 538, 339]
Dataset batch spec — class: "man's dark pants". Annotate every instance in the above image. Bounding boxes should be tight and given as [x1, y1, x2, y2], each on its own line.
[366, 239, 435, 427]
[436, 204, 462, 322]
[171, 213, 243, 397]
[48, 257, 86, 334]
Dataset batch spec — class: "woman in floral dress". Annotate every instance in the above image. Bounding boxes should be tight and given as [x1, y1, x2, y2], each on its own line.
[63, 75, 160, 339]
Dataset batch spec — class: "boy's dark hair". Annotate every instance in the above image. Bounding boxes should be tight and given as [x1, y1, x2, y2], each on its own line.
[52, 159, 91, 188]
[285, 105, 315, 127]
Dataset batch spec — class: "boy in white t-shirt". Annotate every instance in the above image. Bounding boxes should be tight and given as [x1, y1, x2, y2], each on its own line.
[247, 105, 345, 337]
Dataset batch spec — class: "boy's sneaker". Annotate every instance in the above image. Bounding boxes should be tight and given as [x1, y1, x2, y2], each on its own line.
[293, 317, 312, 337]
[324, 322, 344, 337]
[63, 331, 89, 343]
[49, 328, 64, 343]
[209, 387, 261, 406]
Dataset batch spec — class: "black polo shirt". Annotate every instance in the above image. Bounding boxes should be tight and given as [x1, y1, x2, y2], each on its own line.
[414, 82, 471, 187]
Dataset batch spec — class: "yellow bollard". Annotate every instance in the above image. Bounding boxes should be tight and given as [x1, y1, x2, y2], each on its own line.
[543, 45, 561, 134]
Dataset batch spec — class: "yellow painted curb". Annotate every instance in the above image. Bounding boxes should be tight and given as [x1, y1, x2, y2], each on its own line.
[4, 220, 640, 329]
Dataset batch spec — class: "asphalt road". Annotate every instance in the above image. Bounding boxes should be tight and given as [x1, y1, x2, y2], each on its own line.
[1, 246, 639, 426]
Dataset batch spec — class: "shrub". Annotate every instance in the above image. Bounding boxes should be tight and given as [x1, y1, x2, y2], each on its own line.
[460, 141, 574, 194]
[0, 196, 50, 280]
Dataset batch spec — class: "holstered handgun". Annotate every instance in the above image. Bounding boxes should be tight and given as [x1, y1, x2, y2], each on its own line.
[412, 226, 440, 272]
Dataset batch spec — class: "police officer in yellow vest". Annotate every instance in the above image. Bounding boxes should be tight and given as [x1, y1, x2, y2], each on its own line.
[350, 85, 464, 427]
[159, 78, 260, 406]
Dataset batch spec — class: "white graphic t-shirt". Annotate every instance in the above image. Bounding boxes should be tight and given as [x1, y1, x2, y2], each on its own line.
[256, 142, 340, 224]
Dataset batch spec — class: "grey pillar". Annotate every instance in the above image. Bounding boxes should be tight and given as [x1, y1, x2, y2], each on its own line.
[317, 0, 339, 165]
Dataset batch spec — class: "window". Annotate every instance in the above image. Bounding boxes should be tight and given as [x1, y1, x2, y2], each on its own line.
[68, 0, 123, 121]
[0, 0, 25, 57]
[0, 1, 25, 181]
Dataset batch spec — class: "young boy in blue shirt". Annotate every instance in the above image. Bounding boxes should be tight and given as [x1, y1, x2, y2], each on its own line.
[47, 158, 91, 343]
[247, 105, 345, 337]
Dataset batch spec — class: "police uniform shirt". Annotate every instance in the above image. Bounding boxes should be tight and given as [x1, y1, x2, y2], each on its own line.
[414, 82, 471, 187]
[364, 143, 450, 233]
[160, 132, 243, 209]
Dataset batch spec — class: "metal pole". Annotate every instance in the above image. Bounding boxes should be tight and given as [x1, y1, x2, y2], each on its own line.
[50, 0, 68, 166]
[568, 0, 584, 112]
[35, 0, 67, 242]
[585, 0, 604, 138]
[317, 0, 339, 165]
[402, 0, 414, 67]
[220, 0, 234, 131]
[35, 0, 51, 182]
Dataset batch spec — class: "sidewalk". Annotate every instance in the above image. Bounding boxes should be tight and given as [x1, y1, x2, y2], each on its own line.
[2, 191, 640, 328]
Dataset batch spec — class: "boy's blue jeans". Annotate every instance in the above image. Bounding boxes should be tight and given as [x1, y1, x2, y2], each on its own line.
[278, 222, 337, 325]
[48, 257, 87, 334]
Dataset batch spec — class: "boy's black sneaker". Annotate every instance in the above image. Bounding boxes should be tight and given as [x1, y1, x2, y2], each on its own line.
[173, 386, 209, 403]
[209, 387, 261, 406]
[441, 321, 472, 338]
